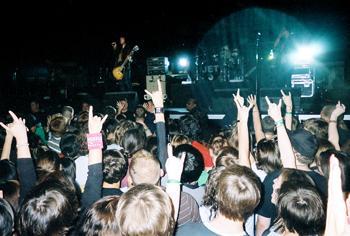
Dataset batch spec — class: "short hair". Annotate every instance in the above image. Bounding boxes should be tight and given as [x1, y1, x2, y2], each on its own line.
[103, 149, 128, 184]
[173, 144, 204, 184]
[255, 138, 282, 174]
[320, 105, 336, 121]
[277, 182, 325, 235]
[115, 120, 138, 145]
[262, 116, 275, 133]
[60, 132, 80, 159]
[116, 184, 175, 236]
[129, 149, 161, 185]
[103, 118, 119, 144]
[35, 149, 60, 181]
[209, 134, 227, 156]
[59, 158, 76, 181]
[0, 160, 17, 182]
[49, 116, 67, 137]
[121, 127, 146, 157]
[315, 139, 335, 172]
[62, 106, 74, 120]
[134, 105, 146, 119]
[217, 165, 261, 221]
[303, 118, 328, 140]
[215, 146, 239, 167]
[78, 195, 120, 236]
[104, 105, 117, 119]
[18, 178, 78, 236]
[0, 180, 20, 211]
[179, 114, 201, 140]
[0, 198, 14, 236]
[170, 134, 190, 148]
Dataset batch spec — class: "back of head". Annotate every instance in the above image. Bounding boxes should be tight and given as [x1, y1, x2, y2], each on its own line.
[0, 160, 17, 182]
[60, 132, 80, 160]
[79, 195, 120, 236]
[19, 177, 78, 236]
[0, 180, 20, 211]
[62, 106, 74, 122]
[0, 198, 14, 236]
[277, 181, 325, 235]
[103, 118, 119, 144]
[217, 165, 261, 221]
[103, 149, 128, 184]
[320, 105, 336, 122]
[49, 116, 67, 137]
[215, 146, 239, 167]
[262, 116, 275, 134]
[59, 158, 76, 181]
[179, 114, 201, 140]
[116, 184, 175, 236]
[129, 149, 161, 185]
[35, 149, 60, 181]
[104, 105, 117, 119]
[115, 120, 138, 145]
[121, 127, 146, 157]
[256, 138, 282, 174]
[289, 128, 318, 165]
[173, 144, 204, 184]
[203, 166, 226, 209]
[170, 134, 190, 148]
[303, 118, 328, 140]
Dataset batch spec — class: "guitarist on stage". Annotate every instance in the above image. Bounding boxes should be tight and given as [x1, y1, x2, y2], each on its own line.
[112, 33, 132, 91]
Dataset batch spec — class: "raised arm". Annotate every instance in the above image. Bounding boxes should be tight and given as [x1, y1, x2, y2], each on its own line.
[233, 90, 253, 168]
[1, 123, 14, 160]
[281, 90, 293, 131]
[145, 79, 167, 168]
[165, 144, 185, 220]
[265, 97, 296, 168]
[247, 94, 265, 143]
[328, 101, 345, 151]
[81, 106, 107, 209]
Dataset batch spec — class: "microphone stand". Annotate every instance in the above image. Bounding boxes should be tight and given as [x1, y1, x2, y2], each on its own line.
[255, 32, 262, 105]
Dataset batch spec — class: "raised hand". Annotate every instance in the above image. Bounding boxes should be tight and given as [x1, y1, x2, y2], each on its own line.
[143, 101, 155, 114]
[281, 90, 292, 110]
[233, 88, 244, 108]
[247, 94, 257, 108]
[166, 144, 185, 181]
[88, 106, 108, 134]
[331, 101, 346, 121]
[265, 96, 283, 122]
[145, 79, 164, 108]
[0, 111, 28, 141]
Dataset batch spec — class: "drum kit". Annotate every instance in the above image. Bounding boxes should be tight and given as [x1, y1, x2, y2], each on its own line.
[194, 46, 245, 82]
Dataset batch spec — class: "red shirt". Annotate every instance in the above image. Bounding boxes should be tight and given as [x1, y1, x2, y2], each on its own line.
[192, 140, 213, 168]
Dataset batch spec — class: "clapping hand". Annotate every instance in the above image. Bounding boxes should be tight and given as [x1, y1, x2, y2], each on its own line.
[265, 96, 283, 122]
[88, 106, 108, 134]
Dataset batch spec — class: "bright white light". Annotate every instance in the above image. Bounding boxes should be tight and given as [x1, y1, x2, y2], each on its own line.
[289, 43, 323, 65]
[178, 57, 190, 68]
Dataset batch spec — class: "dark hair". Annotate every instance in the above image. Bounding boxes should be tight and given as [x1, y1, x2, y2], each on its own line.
[0, 198, 14, 236]
[78, 196, 120, 236]
[114, 120, 138, 145]
[215, 146, 239, 167]
[134, 105, 146, 119]
[104, 106, 117, 119]
[18, 176, 78, 236]
[262, 116, 275, 133]
[49, 116, 67, 137]
[121, 127, 146, 157]
[255, 138, 282, 173]
[60, 132, 80, 159]
[277, 182, 325, 235]
[59, 158, 76, 181]
[0, 180, 20, 211]
[35, 149, 60, 181]
[145, 136, 158, 157]
[0, 160, 17, 182]
[102, 118, 119, 145]
[173, 144, 204, 184]
[103, 149, 128, 184]
[302, 118, 328, 140]
[179, 114, 201, 140]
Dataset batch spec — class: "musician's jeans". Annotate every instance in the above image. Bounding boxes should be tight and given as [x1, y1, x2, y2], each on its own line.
[119, 69, 132, 91]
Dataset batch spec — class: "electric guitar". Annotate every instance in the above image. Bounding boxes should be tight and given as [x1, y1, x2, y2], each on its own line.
[112, 45, 139, 80]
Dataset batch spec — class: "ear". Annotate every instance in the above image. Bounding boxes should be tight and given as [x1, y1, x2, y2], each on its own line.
[160, 169, 165, 178]
[127, 175, 133, 187]
[346, 193, 350, 217]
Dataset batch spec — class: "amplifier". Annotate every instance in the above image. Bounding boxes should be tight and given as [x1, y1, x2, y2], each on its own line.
[147, 57, 169, 75]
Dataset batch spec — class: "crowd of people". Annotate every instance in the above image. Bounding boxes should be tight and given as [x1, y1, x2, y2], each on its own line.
[0, 79, 350, 236]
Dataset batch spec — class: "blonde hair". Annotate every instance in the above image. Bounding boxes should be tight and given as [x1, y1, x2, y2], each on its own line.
[116, 184, 174, 236]
[129, 150, 161, 185]
[170, 134, 190, 148]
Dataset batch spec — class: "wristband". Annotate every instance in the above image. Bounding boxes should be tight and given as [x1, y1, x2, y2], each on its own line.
[285, 111, 292, 116]
[87, 133, 103, 150]
[16, 143, 29, 148]
[275, 119, 284, 127]
[167, 179, 181, 185]
[329, 120, 337, 123]
[155, 107, 164, 114]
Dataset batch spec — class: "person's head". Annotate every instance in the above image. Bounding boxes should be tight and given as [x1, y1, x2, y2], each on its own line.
[0, 180, 20, 211]
[255, 138, 282, 174]
[18, 178, 78, 236]
[227, 123, 239, 149]
[202, 166, 226, 210]
[271, 168, 316, 205]
[179, 114, 201, 140]
[118, 99, 129, 112]
[116, 184, 175, 236]
[170, 134, 190, 148]
[35, 149, 60, 181]
[30, 100, 40, 113]
[104, 105, 117, 119]
[103, 149, 128, 184]
[102, 118, 119, 145]
[186, 98, 197, 112]
[114, 120, 138, 145]
[314, 139, 335, 174]
[302, 118, 328, 140]
[215, 146, 239, 167]
[62, 106, 74, 124]
[79, 195, 120, 236]
[134, 105, 146, 121]
[119, 35, 126, 45]
[128, 149, 161, 186]
[60, 132, 80, 160]
[320, 105, 336, 123]
[209, 134, 227, 158]
[0, 160, 17, 182]
[288, 128, 319, 166]
[81, 102, 90, 112]
[262, 115, 276, 136]
[59, 158, 76, 181]
[49, 116, 67, 137]
[173, 144, 204, 184]
[121, 127, 146, 157]
[0, 198, 15, 236]
[277, 181, 325, 235]
[216, 165, 261, 222]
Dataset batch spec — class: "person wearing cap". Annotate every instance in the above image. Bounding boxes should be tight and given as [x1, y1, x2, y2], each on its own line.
[256, 95, 327, 236]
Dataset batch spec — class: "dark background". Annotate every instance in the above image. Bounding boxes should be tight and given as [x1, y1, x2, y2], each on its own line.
[0, 0, 349, 113]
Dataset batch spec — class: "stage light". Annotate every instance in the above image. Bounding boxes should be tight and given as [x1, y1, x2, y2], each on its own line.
[178, 57, 190, 69]
[289, 43, 323, 65]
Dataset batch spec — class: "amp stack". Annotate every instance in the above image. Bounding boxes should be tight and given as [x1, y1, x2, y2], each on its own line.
[145, 57, 169, 100]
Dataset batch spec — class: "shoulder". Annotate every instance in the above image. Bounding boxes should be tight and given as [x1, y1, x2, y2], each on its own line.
[176, 222, 217, 236]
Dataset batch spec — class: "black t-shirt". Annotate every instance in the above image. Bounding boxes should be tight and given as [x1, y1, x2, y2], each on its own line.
[256, 169, 327, 222]
[102, 187, 124, 197]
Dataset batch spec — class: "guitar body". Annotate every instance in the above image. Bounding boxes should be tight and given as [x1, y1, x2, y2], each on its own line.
[112, 66, 124, 80]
